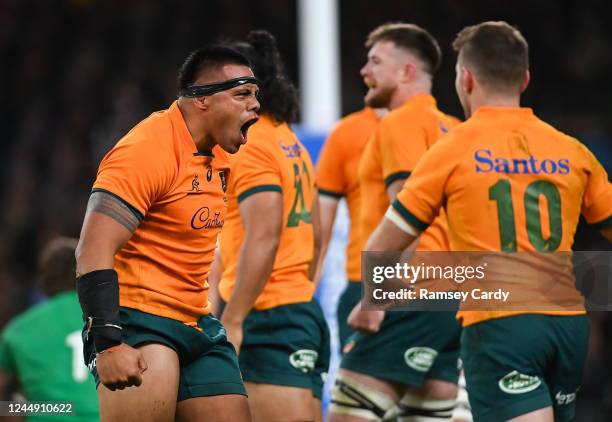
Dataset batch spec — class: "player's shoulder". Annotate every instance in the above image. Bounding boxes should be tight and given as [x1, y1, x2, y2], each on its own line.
[244, 115, 282, 145]
[335, 108, 379, 130]
[527, 115, 594, 160]
[234, 116, 288, 163]
[382, 98, 439, 128]
[117, 107, 174, 149]
[324, 108, 375, 140]
[425, 118, 478, 155]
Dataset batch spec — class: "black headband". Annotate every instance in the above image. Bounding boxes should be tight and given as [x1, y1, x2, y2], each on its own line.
[179, 76, 259, 98]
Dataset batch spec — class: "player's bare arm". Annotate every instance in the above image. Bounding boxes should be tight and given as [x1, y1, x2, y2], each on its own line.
[309, 190, 323, 284]
[220, 191, 283, 353]
[386, 178, 407, 202]
[348, 207, 420, 333]
[313, 194, 339, 287]
[207, 245, 224, 315]
[76, 191, 147, 391]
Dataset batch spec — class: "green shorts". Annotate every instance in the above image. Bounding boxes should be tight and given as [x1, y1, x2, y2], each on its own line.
[239, 299, 331, 400]
[336, 281, 362, 351]
[83, 307, 246, 401]
[340, 311, 461, 387]
[461, 314, 589, 422]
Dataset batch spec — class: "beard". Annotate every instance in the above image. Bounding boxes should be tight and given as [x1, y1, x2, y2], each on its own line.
[364, 85, 393, 109]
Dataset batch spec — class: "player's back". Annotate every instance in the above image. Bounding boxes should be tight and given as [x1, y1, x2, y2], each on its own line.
[435, 107, 610, 252]
[396, 106, 611, 325]
[220, 116, 316, 310]
[0, 292, 99, 421]
[358, 94, 459, 250]
[316, 107, 380, 281]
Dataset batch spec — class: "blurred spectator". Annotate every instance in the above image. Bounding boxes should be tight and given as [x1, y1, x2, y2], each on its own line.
[0, 237, 99, 421]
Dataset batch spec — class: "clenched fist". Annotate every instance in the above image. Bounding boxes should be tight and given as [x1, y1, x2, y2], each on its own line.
[97, 343, 148, 391]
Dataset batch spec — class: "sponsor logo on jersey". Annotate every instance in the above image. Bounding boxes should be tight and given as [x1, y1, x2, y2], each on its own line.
[191, 206, 224, 230]
[404, 347, 438, 372]
[87, 357, 97, 373]
[289, 349, 318, 373]
[555, 390, 577, 405]
[281, 142, 302, 158]
[474, 149, 570, 175]
[498, 370, 542, 394]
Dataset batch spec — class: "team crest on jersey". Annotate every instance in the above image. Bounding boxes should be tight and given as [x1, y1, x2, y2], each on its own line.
[280, 142, 302, 158]
[207, 165, 213, 182]
[190, 175, 202, 192]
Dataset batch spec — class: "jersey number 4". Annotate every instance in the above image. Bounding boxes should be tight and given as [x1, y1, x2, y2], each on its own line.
[489, 179, 562, 252]
[287, 161, 312, 227]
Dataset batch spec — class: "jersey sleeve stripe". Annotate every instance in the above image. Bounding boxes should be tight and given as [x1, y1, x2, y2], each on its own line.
[91, 188, 144, 222]
[319, 188, 343, 199]
[384, 171, 411, 187]
[391, 199, 429, 232]
[237, 184, 282, 203]
[592, 214, 612, 230]
[385, 207, 420, 236]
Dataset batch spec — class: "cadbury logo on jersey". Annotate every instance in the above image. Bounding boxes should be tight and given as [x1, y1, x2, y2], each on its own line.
[474, 149, 570, 175]
[191, 206, 224, 230]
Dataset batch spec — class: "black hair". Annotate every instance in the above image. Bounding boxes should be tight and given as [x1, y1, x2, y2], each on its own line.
[232, 30, 299, 123]
[178, 45, 251, 91]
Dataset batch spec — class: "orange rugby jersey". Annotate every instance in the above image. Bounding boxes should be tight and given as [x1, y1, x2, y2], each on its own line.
[358, 94, 459, 252]
[93, 101, 230, 323]
[393, 107, 612, 326]
[316, 107, 380, 281]
[219, 115, 316, 310]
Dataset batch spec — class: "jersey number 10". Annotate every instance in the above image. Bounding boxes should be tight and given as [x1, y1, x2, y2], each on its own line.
[489, 179, 562, 252]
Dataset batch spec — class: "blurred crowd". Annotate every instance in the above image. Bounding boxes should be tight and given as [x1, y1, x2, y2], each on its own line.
[1, 0, 611, 418]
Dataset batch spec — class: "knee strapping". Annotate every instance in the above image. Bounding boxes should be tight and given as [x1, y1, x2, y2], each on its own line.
[329, 373, 399, 421]
[396, 392, 456, 422]
[451, 373, 472, 422]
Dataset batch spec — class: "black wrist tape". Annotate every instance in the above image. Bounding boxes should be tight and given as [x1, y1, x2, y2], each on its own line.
[77, 269, 122, 353]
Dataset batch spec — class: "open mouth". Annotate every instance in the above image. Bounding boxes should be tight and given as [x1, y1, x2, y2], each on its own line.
[364, 78, 377, 89]
[240, 117, 259, 143]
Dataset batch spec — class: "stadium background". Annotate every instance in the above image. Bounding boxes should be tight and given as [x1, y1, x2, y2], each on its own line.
[0, 0, 610, 420]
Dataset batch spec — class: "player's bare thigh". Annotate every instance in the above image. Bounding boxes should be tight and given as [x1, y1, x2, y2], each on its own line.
[313, 397, 323, 422]
[98, 343, 180, 422]
[176, 394, 251, 422]
[246, 382, 316, 422]
[339, 368, 457, 399]
[507, 407, 553, 422]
